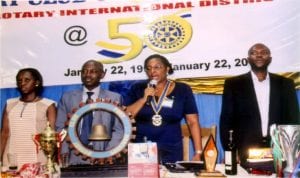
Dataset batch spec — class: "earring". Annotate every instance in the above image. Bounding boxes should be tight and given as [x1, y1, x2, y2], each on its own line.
[35, 84, 39, 87]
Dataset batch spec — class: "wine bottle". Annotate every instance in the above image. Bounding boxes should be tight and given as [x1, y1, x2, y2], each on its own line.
[225, 130, 237, 175]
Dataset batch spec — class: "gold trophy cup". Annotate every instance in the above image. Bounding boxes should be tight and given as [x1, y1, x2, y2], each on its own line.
[33, 122, 66, 174]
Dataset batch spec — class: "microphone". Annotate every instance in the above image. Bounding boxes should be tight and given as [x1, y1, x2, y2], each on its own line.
[149, 79, 158, 88]
[147, 79, 157, 105]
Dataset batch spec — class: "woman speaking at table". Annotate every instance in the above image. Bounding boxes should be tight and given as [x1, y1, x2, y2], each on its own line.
[124, 54, 202, 164]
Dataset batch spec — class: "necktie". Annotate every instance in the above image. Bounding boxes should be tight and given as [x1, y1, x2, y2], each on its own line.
[80, 91, 94, 145]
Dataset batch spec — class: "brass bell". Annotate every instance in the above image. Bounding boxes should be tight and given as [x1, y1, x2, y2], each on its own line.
[89, 124, 111, 141]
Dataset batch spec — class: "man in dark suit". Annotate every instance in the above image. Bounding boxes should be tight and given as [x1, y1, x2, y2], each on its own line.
[56, 60, 124, 165]
[220, 43, 300, 165]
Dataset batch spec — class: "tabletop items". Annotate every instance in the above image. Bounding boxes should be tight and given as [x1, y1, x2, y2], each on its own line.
[128, 142, 159, 178]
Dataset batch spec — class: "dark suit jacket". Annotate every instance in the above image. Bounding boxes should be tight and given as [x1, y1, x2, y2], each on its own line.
[220, 72, 299, 163]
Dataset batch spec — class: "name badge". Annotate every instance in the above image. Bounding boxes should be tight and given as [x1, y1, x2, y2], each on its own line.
[162, 97, 173, 108]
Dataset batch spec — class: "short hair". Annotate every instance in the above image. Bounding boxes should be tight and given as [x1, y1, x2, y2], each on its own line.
[16, 68, 43, 94]
[248, 43, 271, 56]
[144, 54, 174, 75]
[82, 60, 104, 73]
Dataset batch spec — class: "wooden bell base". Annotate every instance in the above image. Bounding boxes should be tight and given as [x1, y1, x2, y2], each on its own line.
[196, 170, 226, 178]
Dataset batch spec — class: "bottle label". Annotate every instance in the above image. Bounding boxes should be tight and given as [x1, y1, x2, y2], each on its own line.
[225, 165, 232, 170]
[225, 151, 232, 164]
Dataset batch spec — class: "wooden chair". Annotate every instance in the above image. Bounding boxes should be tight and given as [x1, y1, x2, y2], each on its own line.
[181, 124, 217, 161]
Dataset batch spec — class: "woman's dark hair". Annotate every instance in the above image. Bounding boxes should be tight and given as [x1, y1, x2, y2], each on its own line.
[144, 54, 174, 75]
[16, 68, 44, 94]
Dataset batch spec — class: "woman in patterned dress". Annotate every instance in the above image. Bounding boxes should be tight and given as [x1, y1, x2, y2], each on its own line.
[0, 68, 56, 169]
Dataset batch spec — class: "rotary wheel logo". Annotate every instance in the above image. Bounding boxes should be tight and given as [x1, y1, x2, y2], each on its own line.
[144, 15, 192, 53]
[64, 98, 135, 164]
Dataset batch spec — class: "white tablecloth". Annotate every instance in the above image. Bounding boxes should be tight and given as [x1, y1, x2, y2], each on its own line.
[160, 164, 276, 178]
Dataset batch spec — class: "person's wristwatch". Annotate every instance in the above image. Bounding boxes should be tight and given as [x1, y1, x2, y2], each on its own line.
[195, 150, 202, 154]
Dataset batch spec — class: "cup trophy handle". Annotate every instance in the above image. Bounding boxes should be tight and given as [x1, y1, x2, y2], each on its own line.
[33, 134, 41, 154]
[57, 129, 67, 161]
[270, 124, 284, 177]
[270, 124, 284, 155]
[58, 129, 67, 146]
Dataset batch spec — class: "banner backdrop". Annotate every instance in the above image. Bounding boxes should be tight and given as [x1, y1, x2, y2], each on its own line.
[1, 0, 299, 88]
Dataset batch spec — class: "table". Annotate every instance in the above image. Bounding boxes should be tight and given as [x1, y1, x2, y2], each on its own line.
[60, 164, 275, 178]
[1, 164, 276, 178]
[160, 164, 276, 178]
[60, 164, 128, 178]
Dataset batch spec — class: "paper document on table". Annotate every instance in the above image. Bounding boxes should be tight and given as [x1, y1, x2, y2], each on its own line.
[128, 142, 159, 178]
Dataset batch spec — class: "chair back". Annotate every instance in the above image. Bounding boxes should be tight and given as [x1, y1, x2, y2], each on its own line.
[181, 124, 217, 161]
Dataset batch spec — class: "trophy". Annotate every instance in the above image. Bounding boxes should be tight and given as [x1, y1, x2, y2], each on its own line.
[270, 124, 300, 177]
[33, 122, 66, 174]
[196, 135, 226, 178]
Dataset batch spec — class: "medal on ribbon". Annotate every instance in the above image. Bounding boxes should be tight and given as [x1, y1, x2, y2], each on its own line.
[152, 114, 163, 126]
[151, 80, 171, 126]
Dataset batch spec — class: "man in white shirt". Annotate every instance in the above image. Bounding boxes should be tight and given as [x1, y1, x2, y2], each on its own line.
[220, 43, 300, 165]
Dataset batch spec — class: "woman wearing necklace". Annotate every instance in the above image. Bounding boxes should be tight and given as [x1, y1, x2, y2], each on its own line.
[1, 68, 56, 170]
[125, 54, 202, 164]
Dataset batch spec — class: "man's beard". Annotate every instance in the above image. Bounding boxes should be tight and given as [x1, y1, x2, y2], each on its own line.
[250, 63, 269, 72]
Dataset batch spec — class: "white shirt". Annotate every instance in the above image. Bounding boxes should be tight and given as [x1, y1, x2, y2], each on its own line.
[251, 71, 270, 137]
[83, 86, 100, 102]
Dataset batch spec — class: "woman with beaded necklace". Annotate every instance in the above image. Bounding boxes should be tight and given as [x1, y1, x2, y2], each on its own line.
[0, 68, 56, 170]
